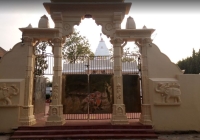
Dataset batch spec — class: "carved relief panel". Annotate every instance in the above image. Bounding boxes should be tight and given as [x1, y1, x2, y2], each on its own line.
[112, 104, 125, 116]
[0, 83, 19, 105]
[154, 82, 181, 105]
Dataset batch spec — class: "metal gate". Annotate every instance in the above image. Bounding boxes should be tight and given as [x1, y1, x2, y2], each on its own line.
[62, 55, 142, 120]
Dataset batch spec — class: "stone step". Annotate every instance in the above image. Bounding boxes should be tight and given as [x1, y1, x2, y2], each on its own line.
[13, 128, 155, 135]
[17, 124, 153, 130]
[10, 133, 158, 139]
[10, 123, 158, 139]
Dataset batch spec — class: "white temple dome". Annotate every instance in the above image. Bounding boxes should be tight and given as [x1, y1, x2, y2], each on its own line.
[94, 38, 110, 56]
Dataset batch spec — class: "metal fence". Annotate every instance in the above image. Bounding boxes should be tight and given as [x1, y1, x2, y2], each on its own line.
[38, 55, 139, 75]
[43, 53, 54, 75]
[65, 113, 141, 120]
[63, 55, 139, 75]
[35, 53, 54, 75]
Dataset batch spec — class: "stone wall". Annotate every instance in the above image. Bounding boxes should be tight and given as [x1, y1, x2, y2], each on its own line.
[146, 43, 200, 131]
[0, 43, 28, 79]
[0, 47, 7, 58]
[0, 42, 32, 133]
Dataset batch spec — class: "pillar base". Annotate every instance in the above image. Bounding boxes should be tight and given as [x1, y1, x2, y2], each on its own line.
[19, 105, 36, 126]
[46, 117, 65, 126]
[139, 104, 152, 125]
[139, 117, 152, 125]
[111, 104, 129, 125]
[20, 116, 36, 126]
[46, 104, 65, 126]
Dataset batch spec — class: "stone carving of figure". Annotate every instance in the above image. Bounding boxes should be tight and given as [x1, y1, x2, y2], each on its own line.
[155, 83, 181, 103]
[0, 84, 19, 105]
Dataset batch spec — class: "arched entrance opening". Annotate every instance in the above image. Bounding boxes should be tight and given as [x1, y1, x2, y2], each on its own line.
[60, 17, 142, 121]
[37, 0, 153, 125]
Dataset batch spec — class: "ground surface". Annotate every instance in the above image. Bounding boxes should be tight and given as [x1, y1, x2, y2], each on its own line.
[1, 134, 200, 140]
[2, 104, 200, 140]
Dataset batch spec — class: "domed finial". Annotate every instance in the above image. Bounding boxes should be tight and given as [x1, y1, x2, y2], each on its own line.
[143, 25, 147, 29]
[126, 16, 136, 29]
[38, 15, 49, 28]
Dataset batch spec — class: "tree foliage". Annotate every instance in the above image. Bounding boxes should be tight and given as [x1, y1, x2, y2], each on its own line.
[62, 30, 94, 63]
[177, 48, 200, 74]
[109, 45, 140, 62]
[34, 42, 48, 76]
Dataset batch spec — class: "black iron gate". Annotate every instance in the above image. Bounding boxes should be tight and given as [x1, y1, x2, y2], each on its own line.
[61, 55, 142, 120]
[36, 54, 142, 120]
[62, 74, 141, 120]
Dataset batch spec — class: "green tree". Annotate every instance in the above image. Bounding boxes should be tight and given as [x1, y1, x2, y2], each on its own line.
[34, 42, 48, 76]
[177, 48, 200, 74]
[62, 30, 94, 63]
[109, 46, 139, 62]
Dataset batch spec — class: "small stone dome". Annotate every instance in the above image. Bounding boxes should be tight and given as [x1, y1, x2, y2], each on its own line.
[38, 15, 49, 28]
[126, 16, 136, 29]
[143, 25, 147, 29]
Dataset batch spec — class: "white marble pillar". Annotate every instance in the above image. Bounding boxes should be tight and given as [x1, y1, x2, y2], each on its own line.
[111, 38, 129, 125]
[138, 38, 152, 125]
[46, 37, 65, 125]
[19, 36, 36, 126]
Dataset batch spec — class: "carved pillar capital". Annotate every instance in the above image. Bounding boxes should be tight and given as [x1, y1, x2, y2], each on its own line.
[52, 37, 63, 44]
[143, 38, 152, 44]
[136, 38, 152, 47]
[110, 38, 124, 45]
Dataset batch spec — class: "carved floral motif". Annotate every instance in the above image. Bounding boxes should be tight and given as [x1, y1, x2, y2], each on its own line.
[0, 83, 19, 105]
[105, 23, 113, 31]
[52, 83, 59, 99]
[155, 82, 181, 104]
[64, 23, 71, 31]
[116, 83, 121, 99]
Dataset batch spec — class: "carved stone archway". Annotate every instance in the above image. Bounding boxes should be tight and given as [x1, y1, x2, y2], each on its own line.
[42, 0, 133, 125]
[19, 0, 155, 126]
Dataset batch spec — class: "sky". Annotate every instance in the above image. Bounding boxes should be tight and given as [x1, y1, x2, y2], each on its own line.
[0, 0, 200, 63]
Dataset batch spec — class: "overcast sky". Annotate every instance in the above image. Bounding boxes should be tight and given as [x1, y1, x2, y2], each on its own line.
[0, 0, 200, 63]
